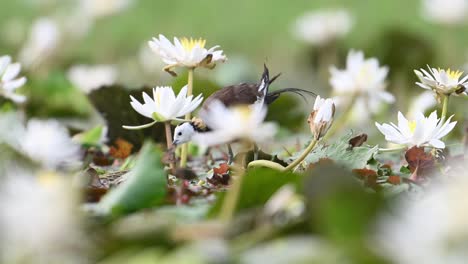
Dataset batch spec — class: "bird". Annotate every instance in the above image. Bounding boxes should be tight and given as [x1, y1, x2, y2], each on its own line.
[172, 64, 315, 162]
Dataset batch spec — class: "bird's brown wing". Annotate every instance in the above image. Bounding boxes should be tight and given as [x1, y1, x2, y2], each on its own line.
[202, 83, 261, 110]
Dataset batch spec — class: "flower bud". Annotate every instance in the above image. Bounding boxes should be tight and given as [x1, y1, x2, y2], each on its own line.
[308, 96, 335, 139]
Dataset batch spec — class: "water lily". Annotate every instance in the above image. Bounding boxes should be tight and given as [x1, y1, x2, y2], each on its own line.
[293, 9, 353, 46]
[79, 0, 133, 19]
[192, 100, 277, 146]
[148, 34, 226, 75]
[308, 95, 335, 139]
[67, 64, 117, 94]
[20, 119, 82, 169]
[0, 171, 87, 264]
[414, 66, 468, 96]
[421, 0, 468, 25]
[330, 50, 394, 115]
[123, 85, 203, 129]
[0, 55, 27, 103]
[19, 17, 60, 69]
[376, 168, 468, 264]
[375, 111, 456, 149]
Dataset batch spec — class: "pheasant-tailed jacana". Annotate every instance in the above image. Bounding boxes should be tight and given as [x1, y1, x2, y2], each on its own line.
[172, 65, 315, 162]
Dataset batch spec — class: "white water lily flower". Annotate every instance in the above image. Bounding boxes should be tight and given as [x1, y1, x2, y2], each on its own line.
[0, 55, 27, 103]
[148, 34, 226, 75]
[0, 172, 87, 264]
[193, 100, 277, 146]
[375, 168, 468, 264]
[375, 111, 457, 149]
[308, 96, 335, 139]
[407, 91, 437, 119]
[294, 9, 353, 46]
[414, 66, 468, 96]
[79, 0, 133, 19]
[330, 50, 394, 115]
[20, 119, 82, 169]
[421, 0, 468, 25]
[67, 64, 117, 94]
[124, 85, 203, 129]
[19, 17, 60, 69]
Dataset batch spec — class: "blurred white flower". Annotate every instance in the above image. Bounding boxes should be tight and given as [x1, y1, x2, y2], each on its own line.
[0, 55, 27, 103]
[139, 43, 166, 74]
[375, 111, 456, 149]
[407, 91, 437, 119]
[330, 50, 394, 114]
[415, 66, 468, 96]
[294, 9, 353, 46]
[193, 101, 277, 146]
[308, 96, 335, 139]
[421, 0, 468, 25]
[67, 64, 118, 94]
[0, 172, 87, 264]
[124, 86, 203, 129]
[148, 34, 226, 75]
[264, 184, 305, 225]
[18, 17, 60, 69]
[79, 0, 133, 19]
[376, 169, 468, 264]
[20, 119, 82, 169]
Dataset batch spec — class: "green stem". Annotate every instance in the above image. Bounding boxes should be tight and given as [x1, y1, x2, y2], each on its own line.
[441, 94, 449, 121]
[247, 160, 286, 171]
[323, 93, 358, 140]
[284, 137, 319, 171]
[164, 121, 176, 173]
[219, 157, 245, 222]
[180, 68, 194, 168]
[378, 145, 407, 153]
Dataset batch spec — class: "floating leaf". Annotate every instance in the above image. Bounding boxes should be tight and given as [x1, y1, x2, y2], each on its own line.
[88, 85, 167, 150]
[98, 141, 167, 216]
[293, 134, 378, 170]
[209, 167, 301, 216]
[73, 125, 105, 147]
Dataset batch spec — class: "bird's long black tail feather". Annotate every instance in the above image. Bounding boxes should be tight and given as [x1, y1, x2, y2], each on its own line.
[258, 64, 270, 97]
[265, 88, 317, 105]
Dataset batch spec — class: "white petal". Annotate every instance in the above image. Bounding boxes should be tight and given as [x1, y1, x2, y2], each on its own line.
[3, 77, 26, 91]
[2, 63, 21, 82]
[0, 56, 12, 75]
[428, 138, 445, 149]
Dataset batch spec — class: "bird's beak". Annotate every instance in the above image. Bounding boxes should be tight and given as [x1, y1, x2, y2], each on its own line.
[172, 140, 179, 146]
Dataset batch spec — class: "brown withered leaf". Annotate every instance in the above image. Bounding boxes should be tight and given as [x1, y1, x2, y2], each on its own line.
[348, 134, 368, 149]
[83, 168, 108, 203]
[174, 168, 198, 181]
[352, 168, 378, 189]
[405, 146, 435, 181]
[109, 138, 133, 159]
[387, 175, 401, 185]
[208, 163, 230, 186]
[90, 149, 113, 166]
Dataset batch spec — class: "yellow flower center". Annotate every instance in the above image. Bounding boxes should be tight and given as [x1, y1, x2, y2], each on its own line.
[444, 68, 463, 80]
[38, 171, 60, 186]
[180, 37, 206, 52]
[408, 120, 417, 133]
[233, 106, 252, 122]
[155, 90, 162, 106]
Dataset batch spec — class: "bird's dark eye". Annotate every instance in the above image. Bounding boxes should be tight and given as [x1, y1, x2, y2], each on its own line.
[178, 132, 182, 136]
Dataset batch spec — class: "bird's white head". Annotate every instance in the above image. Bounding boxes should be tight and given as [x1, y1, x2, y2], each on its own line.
[173, 122, 196, 145]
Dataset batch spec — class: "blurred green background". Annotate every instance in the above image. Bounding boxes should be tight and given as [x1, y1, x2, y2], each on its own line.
[1, 0, 467, 134]
[1, 0, 466, 71]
